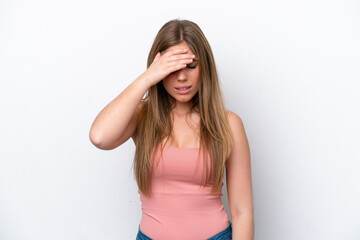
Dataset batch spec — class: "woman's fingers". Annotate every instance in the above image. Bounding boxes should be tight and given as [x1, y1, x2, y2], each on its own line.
[153, 50, 193, 64]
[169, 58, 194, 67]
[163, 50, 195, 72]
[168, 53, 195, 62]
[144, 47, 196, 86]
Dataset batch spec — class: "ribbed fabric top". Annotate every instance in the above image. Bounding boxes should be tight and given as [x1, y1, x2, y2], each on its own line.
[138, 145, 229, 240]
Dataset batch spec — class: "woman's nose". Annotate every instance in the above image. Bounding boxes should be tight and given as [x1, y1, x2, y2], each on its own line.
[177, 69, 187, 81]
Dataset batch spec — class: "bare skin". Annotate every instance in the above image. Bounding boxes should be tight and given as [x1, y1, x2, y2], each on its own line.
[162, 110, 201, 148]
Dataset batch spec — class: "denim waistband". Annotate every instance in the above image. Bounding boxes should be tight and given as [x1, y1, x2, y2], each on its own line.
[136, 220, 232, 240]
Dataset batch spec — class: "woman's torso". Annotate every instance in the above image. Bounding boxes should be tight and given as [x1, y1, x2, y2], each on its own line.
[138, 144, 229, 240]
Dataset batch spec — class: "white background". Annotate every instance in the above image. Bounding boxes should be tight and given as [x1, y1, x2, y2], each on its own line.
[1, 0, 359, 239]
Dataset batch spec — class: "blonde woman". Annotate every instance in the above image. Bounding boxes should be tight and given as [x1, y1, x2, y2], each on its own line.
[89, 19, 254, 240]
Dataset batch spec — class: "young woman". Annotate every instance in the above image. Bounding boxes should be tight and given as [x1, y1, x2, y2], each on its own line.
[89, 19, 254, 240]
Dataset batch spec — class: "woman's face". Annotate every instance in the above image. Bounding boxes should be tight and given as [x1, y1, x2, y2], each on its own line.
[161, 42, 200, 106]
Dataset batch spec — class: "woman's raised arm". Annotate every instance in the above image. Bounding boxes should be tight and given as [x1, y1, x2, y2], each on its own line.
[89, 48, 195, 150]
[89, 75, 150, 150]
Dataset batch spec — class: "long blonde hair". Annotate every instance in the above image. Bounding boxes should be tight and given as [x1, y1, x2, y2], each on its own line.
[132, 19, 233, 197]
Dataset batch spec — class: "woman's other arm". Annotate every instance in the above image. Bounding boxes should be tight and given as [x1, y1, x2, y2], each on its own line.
[226, 111, 254, 240]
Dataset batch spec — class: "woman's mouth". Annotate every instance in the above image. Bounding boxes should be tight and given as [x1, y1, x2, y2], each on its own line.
[175, 86, 192, 94]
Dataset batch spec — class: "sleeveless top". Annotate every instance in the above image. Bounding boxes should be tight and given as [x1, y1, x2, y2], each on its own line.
[138, 145, 229, 240]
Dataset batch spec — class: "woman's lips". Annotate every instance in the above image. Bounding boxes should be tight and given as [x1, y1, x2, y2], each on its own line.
[174, 86, 192, 94]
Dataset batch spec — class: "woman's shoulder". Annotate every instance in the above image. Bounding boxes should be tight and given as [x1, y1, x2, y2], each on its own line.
[226, 110, 242, 122]
[226, 110, 245, 131]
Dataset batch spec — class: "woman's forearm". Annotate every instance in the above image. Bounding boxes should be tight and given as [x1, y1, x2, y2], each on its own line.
[232, 212, 254, 240]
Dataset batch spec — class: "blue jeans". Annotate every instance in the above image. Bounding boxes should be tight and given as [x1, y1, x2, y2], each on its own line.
[136, 220, 232, 240]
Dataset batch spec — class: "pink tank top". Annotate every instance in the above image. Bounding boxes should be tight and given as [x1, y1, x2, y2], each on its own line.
[138, 145, 229, 240]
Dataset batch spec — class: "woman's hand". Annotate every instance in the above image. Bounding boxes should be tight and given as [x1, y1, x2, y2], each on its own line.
[142, 48, 195, 87]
